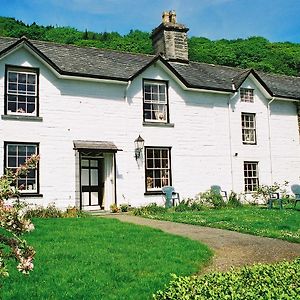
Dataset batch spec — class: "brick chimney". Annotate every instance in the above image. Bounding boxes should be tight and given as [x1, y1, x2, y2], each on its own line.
[151, 11, 189, 63]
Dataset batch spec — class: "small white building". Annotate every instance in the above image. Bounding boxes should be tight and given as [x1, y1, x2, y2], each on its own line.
[0, 12, 299, 210]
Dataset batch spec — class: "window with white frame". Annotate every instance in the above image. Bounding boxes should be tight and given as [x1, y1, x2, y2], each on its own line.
[143, 80, 168, 123]
[244, 161, 259, 192]
[5, 143, 38, 193]
[6, 67, 38, 116]
[145, 147, 171, 192]
[240, 88, 254, 103]
[241, 113, 256, 144]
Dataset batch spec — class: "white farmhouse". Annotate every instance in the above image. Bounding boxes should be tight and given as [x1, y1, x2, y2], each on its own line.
[0, 12, 299, 210]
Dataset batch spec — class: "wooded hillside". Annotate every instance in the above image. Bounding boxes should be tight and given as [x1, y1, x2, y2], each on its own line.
[1, 16, 300, 76]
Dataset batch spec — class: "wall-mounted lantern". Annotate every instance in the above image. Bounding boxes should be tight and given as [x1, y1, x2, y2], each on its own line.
[134, 135, 144, 160]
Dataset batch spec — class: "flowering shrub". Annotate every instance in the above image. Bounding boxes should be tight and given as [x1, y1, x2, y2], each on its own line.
[0, 155, 39, 280]
[24, 203, 63, 218]
[110, 204, 120, 213]
[198, 190, 226, 209]
[252, 181, 289, 204]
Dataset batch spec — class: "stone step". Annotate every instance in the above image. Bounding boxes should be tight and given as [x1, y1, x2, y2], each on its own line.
[86, 210, 129, 216]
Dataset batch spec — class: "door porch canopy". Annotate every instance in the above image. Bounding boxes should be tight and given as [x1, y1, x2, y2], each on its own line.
[73, 140, 122, 154]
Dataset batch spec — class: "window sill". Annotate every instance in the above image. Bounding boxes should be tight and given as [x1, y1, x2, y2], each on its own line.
[242, 142, 257, 145]
[2, 115, 43, 122]
[144, 191, 163, 196]
[143, 122, 174, 127]
[19, 193, 43, 198]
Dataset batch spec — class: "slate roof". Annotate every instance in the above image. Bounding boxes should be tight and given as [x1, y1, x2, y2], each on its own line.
[0, 36, 300, 100]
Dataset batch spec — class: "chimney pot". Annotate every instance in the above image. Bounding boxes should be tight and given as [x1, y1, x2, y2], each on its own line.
[162, 11, 170, 24]
[169, 10, 177, 24]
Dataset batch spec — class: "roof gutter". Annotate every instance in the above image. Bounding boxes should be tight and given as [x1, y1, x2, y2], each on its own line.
[57, 73, 128, 85]
[181, 85, 232, 94]
[271, 96, 300, 102]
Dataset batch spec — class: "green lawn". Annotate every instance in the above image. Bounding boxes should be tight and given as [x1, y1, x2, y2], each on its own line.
[1, 217, 212, 300]
[141, 206, 300, 243]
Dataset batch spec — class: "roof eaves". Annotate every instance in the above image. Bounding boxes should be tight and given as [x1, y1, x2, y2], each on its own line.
[128, 54, 193, 89]
[130, 55, 235, 93]
[272, 94, 300, 101]
[0, 37, 26, 58]
[186, 83, 233, 93]
[3, 37, 130, 83]
[250, 69, 274, 96]
[158, 59, 192, 87]
[232, 68, 274, 97]
[231, 69, 252, 89]
[20, 37, 63, 74]
[128, 54, 161, 81]
[59, 70, 128, 82]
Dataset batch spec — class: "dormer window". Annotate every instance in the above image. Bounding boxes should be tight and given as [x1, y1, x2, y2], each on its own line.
[5, 66, 39, 116]
[143, 80, 169, 123]
[240, 88, 254, 103]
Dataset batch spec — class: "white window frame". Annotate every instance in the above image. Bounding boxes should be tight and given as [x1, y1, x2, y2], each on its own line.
[145, 147, 171, 192]
[5, 143, 38, 193]
[143, 80, 168, 123]
[244, 161, 259, 192]
[241, 113, 256, 144]
[6, 68, 38, 116]
[240, 88, 254, 103]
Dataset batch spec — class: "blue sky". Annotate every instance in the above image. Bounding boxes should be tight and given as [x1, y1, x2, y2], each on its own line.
[1, 0, 300, 43]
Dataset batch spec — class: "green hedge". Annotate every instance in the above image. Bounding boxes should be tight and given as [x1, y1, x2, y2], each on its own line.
[154, 258, 300, 300]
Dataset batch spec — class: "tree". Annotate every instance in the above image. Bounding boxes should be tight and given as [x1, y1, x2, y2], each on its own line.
[0, 155, 39, 280]
[1, 16, 300, 76]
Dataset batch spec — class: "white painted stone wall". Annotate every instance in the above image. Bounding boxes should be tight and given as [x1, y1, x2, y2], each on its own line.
[0, 46, 299, 209]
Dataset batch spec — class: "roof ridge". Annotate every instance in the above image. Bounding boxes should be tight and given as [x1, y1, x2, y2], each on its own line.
[0, 36, 19, 41]
[0, 35, 156, 58]
[1, 36, 299, 80]
[257, 69, 300, 80]
[25, 36, 156, 58]
[188, 60, 246, 72]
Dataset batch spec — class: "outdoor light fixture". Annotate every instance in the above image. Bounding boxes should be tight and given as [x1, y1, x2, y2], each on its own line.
[134, 135, 144, 159]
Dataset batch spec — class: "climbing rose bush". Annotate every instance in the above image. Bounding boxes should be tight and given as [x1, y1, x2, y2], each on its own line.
[0, 155, 39, 278]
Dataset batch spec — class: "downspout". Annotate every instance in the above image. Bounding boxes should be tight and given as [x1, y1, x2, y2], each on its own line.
[79, 151, 82, 211]
[267, 97, 275, 184]
[124, 80, 132, 102]
[228, 87, 237, 191]
[113, 153, 117, 205]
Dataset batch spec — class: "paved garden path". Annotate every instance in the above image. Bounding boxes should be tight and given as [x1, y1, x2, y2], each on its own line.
[103, 214, 300, 274]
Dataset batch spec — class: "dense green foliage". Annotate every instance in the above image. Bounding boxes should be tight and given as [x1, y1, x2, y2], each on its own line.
[1, 16, 300, 76]
[154, 258, 300, 299]
[1, 217, 212, 299]
[189, 36, 300, 76]
[134, 206, 300, 243]
[0, 16, 152, 54]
